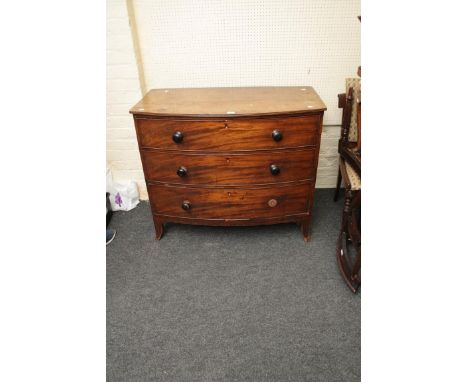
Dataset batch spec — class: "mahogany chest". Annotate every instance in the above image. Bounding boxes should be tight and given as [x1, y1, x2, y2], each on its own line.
[130, 87, 326, 240]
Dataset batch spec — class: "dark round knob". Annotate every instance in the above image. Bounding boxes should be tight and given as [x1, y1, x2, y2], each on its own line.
[270, 164, 280, 176]
[271, 129, 283, 142]
[181, 201, 191, 211]
[172, 131, 183, 143]
[176, 166, 187, 177]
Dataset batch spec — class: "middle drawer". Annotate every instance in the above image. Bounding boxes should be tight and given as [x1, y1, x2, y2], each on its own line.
[141, 148, 316, 185]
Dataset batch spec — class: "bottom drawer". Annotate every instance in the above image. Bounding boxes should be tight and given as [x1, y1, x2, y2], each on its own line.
[148, 183, 311, 220]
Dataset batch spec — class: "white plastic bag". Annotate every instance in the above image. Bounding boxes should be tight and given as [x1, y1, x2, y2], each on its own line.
[106, 167, 140, 211]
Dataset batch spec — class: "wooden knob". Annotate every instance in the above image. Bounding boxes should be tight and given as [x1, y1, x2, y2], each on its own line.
[271, 130, 283, 142]
[172, 131, 183, 143]
[176, 166, 187, 177]
[270, 164, 280, 175]
[268, 199, 278, 207]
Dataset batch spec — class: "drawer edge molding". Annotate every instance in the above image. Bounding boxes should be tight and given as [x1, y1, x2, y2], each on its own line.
[132, 110, 325, 119]
[145, 179, 315, 188]
[153, 212, 309, 225]
[139, 145, 318, 153]
[146, 179, 314, 189]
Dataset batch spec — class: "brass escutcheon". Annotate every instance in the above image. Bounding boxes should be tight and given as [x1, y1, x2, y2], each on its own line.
[268, 199, 278, 207]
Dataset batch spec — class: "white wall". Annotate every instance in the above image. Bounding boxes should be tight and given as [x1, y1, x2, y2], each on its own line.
[107, 0, 147, 199]
[107, 0, 361, 199]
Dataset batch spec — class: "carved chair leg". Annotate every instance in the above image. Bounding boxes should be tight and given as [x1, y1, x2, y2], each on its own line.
[153, 216, 164, 240]
[350, 191, 361, 285]
[336, 231, 353, 290]
[341, 190, 353, 231]
[352, 249, 361, 283]
[336, 189, 360, 293]
[336, 233, 359, 293]
[333, 166, 342, 202]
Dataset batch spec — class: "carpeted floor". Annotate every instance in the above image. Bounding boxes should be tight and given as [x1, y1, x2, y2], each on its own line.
[107, 189, 360, 382]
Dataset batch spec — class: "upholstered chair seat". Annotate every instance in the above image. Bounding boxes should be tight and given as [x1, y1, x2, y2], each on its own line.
[344, 161, 361, 191]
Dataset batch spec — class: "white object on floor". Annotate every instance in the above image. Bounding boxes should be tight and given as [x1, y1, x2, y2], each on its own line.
[106, 167, 140, 211]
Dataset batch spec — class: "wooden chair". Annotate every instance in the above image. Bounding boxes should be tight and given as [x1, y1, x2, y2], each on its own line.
[334, 78, 361, 293]
[336, 159, 361, 293]
[334, 78, 361, 201]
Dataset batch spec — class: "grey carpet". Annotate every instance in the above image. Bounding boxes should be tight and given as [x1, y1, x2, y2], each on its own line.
[107, 189, 360, 382]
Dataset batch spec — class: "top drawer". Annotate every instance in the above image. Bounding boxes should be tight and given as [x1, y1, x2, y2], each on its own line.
[134, 114, 321, 151]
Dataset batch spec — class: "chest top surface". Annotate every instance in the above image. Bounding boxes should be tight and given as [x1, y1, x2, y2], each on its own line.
[130, 86, 326, 118]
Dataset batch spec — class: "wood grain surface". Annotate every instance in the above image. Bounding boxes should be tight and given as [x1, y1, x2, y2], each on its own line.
[131, 87, 325, 240]
[148, 183, 311, 220]
[130, 86, 327, 117]
[141, 148, 316, 185]
[136, 115, 321, 151]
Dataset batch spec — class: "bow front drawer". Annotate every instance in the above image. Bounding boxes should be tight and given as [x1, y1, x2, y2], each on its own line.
[135, 115, 321, 151]
[141, 148, 317, 185]
[148, 183, 310, 220]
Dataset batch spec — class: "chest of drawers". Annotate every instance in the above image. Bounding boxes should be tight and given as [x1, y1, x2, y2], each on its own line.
[130, 87, 326, 241]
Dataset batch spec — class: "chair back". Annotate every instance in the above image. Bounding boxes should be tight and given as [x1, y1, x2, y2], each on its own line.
[338, 78, 361, 146]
